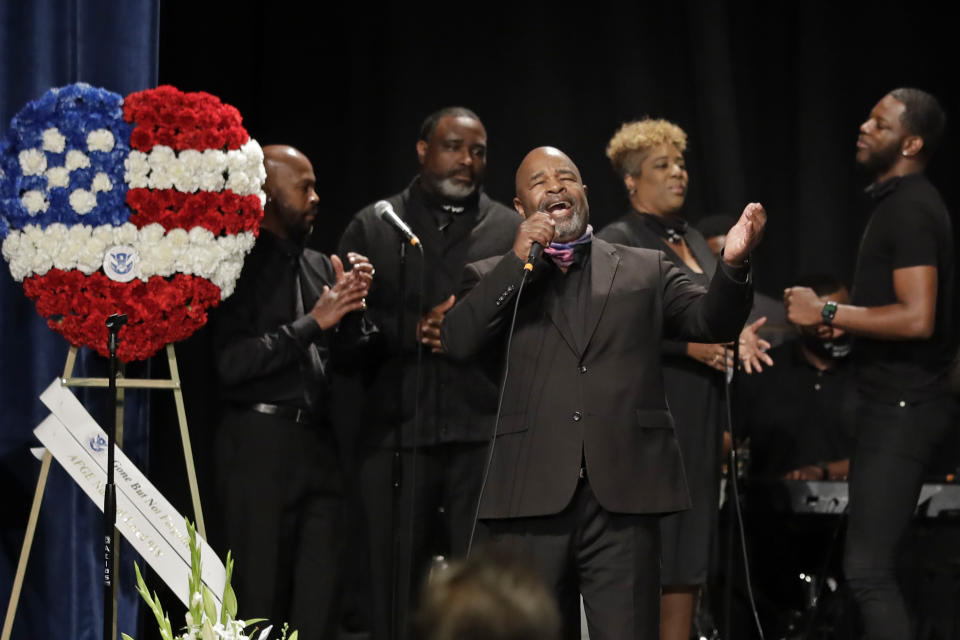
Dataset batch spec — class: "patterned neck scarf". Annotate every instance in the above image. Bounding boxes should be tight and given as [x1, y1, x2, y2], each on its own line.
[544, 225, 594, 269]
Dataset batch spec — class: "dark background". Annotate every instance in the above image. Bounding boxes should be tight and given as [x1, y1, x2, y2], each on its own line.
[150, 2, 960, 637]
[160, 0, 959, 298]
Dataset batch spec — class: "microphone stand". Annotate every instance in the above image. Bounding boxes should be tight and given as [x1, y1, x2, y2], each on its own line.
[390, 242, 406, 640]
[103, 313, 127, 640]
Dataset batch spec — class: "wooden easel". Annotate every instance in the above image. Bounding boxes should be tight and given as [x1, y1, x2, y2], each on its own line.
[1, 343, 206, 640]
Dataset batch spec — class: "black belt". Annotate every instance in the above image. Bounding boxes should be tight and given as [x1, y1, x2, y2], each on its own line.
[246, 402, 315, 425]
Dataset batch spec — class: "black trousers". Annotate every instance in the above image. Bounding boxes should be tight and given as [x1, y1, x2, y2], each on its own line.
[843, 396, 957, 640]
[358, 441, 489, 640]
[482, 479, 662, 640]
[214, 408, 343, 640]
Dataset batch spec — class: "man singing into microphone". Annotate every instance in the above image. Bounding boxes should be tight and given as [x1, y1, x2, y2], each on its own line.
[442, 146, 764, 639]
[337, 107, 519, 639]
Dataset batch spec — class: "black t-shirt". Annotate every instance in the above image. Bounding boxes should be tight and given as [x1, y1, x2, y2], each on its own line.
[851, 173, 956, 402]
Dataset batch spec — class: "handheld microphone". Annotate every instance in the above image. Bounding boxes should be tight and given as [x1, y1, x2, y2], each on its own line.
[374, 200, 420, 247]
[524, 242, 543, 272]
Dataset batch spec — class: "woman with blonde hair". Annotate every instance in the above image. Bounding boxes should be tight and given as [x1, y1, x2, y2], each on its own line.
[598, 118, 771, 640]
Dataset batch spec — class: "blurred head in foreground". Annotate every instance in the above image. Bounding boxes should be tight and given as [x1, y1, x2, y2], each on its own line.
[414, 546, 562, 640]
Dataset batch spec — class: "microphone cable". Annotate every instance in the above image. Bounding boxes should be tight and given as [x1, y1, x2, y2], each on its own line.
[721, 344, 765, 640]
[466, 254, 537, 556]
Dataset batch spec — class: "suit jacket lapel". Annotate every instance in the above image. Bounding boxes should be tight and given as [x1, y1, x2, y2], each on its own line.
[582, 240, 620, 354]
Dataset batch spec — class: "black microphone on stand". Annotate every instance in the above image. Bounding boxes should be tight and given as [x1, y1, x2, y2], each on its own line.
[103, 312, 126, 640]
[375, 200, 420, 247]
[374, 198, 425, 640]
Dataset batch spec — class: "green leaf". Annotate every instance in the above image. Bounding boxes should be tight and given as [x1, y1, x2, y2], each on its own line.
[222, 582, 238, 622]
[121, 634, 136, 640]
[288, 630, 298, 640]
[220, 549, 236, 625]
[244, 617, 267, 627]
[202, 584, 218, 623]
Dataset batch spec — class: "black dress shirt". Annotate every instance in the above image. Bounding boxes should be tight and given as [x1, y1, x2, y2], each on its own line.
[213, 230, 340, 413]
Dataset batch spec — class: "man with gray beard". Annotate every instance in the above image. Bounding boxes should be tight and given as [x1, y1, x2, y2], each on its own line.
[338, 107, 520, 640]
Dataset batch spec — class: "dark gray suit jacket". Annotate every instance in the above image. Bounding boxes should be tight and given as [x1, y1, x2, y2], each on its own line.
[441, 238, 752, 519]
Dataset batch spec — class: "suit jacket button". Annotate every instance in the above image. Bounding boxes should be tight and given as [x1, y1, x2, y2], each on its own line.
[572, 411, 582, 421]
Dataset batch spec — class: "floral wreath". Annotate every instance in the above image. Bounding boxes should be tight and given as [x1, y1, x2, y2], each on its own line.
[0, 84, 264, 361]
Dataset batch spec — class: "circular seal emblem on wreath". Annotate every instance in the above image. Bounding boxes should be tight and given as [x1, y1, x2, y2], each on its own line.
[0, 83, 265, 361]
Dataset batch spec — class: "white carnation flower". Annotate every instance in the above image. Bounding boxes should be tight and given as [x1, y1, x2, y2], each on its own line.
[86, 128, 115, 152]
[218, 235, 239, 254]
[52, 241, 76, 270]
[76, 234, 107, 274]
[114, 222, 139, 244]
[198, 171, 225, 192]
[1, 232, 21, 261]
[45, 166, 70, 188]
[224, 172, 251, 194]
[21, 190, 49, 215]
[224, 148, 247, 173]
[35, 225, 63, 266]
[19, 149, 47, 176]
[257, 191, 266, 208]
[170, 162, 200, 193]
[28, 251, 53, 277]
[200, 149, 226, 171]
[241, 139, 263, 163]
[149, 145, 176, 166]
[214, 259, 244, 297]
[188, 226, 214, 244]
[41, 128, 67, 153]
[237, 231, 256, 252]
[149, 163, 174, 190]
[7, 260, 30, 281]
[166, 227, 189, 248]
[140, 223, 165, 244]
[69, 189, 97, 215]
[65, 224, 92, 244]
[197, 245, 222, 275]
[143, 242, 177, 277]
[124, 151, 151, 189]
[65, 150, 91, 171]
[92, 225, 115, 244]
[91, 172, 113, 193]
[179, 149, 202, 172]
[22, 225, 44, 243]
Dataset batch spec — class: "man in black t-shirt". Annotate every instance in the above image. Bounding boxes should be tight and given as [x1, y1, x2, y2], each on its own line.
[784, 89, 955, 640]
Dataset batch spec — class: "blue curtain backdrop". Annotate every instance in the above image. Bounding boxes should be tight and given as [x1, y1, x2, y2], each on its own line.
[0, 1, 159, 638]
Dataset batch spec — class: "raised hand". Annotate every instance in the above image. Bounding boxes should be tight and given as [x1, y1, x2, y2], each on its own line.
[738, 316, 774, 374]
[310, 254, 368, 330]
[345, 251, 374, 293]
[418, 294, 456, 353]
[722, 202, 767, 266]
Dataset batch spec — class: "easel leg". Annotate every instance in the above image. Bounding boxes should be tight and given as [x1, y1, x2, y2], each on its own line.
[1, 451, 53, 640]
[167, 344, 206, 538]
[111, 386, 124, 640]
